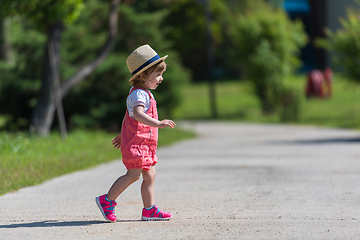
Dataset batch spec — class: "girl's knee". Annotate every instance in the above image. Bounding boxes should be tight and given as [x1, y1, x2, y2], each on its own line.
[126, 169, 142, 182]
[142, 167, 156, 182]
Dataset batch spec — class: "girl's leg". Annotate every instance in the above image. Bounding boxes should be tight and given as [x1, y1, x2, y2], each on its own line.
[141, 166, 156, 209]
[106, 168, 142, 201]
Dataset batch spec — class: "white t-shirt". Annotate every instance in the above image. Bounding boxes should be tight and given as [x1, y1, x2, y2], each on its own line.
[126, 87, 154, 119]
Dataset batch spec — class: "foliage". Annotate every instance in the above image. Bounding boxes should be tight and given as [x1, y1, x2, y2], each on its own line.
[0, 0, 190, 131]
[0, 0, 84, 28]
[0, 127, 195, 195]
[61, 2, 190, 130]
[163, 0, 232, 79]
[229, 0, 307, 114]
[316, 8, 360, 83]
[162, 0, 207, 79]
[0, 19, 46, 130]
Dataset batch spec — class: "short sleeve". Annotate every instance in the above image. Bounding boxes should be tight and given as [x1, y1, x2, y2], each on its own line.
[126, 89, 151, 118]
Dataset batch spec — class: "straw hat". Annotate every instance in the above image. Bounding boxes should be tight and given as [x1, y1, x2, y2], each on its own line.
[126, 44, 168, 82]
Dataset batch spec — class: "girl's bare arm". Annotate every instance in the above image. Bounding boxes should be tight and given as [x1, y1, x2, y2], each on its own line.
[133, 105, 175, 129]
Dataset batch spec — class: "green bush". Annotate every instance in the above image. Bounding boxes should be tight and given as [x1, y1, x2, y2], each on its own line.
[61, 3, 190, 130]
[317, 8, 360, 83]
[163, 0, 235, 80]
[0, 0, 190, 131]
[0, 19, 45, 130]
[229, 0, 307, 115]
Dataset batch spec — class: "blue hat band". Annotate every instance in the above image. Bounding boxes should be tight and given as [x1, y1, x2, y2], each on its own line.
[132, 55, 161, 76]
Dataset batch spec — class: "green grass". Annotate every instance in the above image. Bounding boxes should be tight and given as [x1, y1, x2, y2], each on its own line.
[174, 74, 360, 130]
[284, 74, 360, 129]
[0, 128, 195, 196]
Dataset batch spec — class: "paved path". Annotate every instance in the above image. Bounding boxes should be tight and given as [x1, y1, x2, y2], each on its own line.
[1, 121, 360, 239]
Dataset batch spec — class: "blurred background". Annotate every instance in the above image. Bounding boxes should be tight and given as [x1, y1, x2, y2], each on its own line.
[0, 0, 359, 135]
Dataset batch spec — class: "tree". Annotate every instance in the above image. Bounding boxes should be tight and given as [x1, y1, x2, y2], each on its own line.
[60, 3, 191, 130]
[0, 0, 120, 136]
[0, 1, 190, 132]
[229, 0, 307, 114]
[0, 14, 10, 61]
[317, 8, 360, 83]
[163, 0, 231, 80]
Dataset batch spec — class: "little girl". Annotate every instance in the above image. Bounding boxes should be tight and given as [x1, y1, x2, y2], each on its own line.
[96, 45, 175, 222]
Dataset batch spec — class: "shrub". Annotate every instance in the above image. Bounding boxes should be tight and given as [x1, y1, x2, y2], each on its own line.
[229, 0, 307, 115]
[0, 1, 190, 131]
[0, 19, 45, 130]
[316, 8, 360, 83]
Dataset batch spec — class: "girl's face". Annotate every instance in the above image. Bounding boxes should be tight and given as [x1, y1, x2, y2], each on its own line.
[142, 70, 164, 90]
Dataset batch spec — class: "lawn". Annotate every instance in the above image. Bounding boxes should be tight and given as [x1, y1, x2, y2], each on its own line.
[174, 74, 360, 130]
[0, 128, 194, 196]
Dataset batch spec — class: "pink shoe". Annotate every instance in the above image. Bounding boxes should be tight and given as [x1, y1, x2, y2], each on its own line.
[95, 194, 117, 222]
[141, 204, 172, 221]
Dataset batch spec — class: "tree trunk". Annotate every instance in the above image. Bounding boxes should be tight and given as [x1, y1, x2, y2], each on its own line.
[254, 82, 275, 115]
[30, 23, 64, 136]
[259, 92, 273, 115]
[0, 14, 10, 61]
[203, 0, 217, 119]
[60, 0, 120, 98]
[48, 41, 67, 139]
[30, 0, 120, 136]
[309, 0, 327, 69]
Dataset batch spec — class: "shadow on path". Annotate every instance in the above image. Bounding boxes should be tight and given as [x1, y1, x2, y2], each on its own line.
[0, 219, 142, 228]
[270, 137, 360, 145]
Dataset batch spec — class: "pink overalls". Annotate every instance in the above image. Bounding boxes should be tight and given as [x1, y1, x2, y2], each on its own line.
[120, 87, 158, 170]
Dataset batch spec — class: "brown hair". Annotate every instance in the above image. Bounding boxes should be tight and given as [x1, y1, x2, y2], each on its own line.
[130, 60, 167, 87]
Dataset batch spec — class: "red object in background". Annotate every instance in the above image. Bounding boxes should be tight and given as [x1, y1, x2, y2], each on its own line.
[305, 67, 333, 99]
[323, 67, 333, 97]
[306, 70, 324, 98]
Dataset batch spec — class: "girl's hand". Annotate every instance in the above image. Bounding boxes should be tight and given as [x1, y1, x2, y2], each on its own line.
[112, 132, 121, 149]
[159, 119, 176, 129]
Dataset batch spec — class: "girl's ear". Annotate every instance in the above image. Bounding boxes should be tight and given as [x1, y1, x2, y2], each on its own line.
[139, 73, 146, 81]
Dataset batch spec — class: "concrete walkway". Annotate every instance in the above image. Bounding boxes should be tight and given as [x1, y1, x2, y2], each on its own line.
[1, 121, 360, 239]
